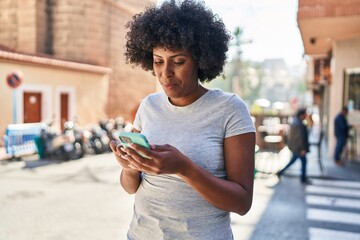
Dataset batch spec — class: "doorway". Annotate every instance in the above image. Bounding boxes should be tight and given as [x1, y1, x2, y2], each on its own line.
[60, 93, 69, 130]
[23, 92, 42, 123]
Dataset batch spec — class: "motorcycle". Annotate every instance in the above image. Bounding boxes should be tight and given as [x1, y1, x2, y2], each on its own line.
[63, 121, 85, 159]
[39, 124, 80, 161]
[87, 125, 110, 154]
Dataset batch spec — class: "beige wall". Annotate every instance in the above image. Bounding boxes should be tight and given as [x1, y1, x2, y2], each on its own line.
[0, 60, 109, 135]
[329, 36, 360, 154]
[0, 0, 157, 124]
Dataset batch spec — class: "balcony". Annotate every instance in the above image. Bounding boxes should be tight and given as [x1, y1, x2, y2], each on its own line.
[297, 0, 360, 55]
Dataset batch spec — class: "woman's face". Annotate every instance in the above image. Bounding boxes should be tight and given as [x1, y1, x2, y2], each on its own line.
[153, 47, 200, 106]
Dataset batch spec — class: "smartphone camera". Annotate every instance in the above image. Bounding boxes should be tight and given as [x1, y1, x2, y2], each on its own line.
[119, 136, 132, 144]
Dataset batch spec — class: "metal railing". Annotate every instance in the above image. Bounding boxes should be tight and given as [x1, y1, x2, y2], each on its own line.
[4, 123, 45, 158]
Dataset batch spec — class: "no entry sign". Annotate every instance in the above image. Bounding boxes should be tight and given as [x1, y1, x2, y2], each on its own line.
[6, 70, 23, 89]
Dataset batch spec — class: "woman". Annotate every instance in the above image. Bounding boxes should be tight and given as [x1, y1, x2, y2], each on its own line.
[110, 1, 256, 239]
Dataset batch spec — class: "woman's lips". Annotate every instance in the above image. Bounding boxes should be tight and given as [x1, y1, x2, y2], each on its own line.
[163, 83, 177, 89]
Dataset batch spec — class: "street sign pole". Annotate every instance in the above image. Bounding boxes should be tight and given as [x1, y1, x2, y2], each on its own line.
[6, 70, 23, 124]
[13, 89, 17, 123]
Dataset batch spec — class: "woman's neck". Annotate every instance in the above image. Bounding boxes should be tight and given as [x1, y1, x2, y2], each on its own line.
[169, 85, 208, 107]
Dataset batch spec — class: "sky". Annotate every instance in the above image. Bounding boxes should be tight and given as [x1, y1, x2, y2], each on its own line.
[157, 0, 305, 66]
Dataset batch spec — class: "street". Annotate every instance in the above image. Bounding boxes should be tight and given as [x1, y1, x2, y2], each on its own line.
[0, 153, 133, 240]
[0, 152, 276, 240]
[1, 151, 360, 240]
[251, 176, 360, 240]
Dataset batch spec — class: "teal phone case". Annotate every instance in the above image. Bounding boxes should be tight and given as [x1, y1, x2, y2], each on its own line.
[118, 132, 150, 151]
[119, 132, 150, 148]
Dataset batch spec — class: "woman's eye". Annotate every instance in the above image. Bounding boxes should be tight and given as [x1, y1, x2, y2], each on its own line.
[154, 61, 163, 65]
[174, 61, 185, 65]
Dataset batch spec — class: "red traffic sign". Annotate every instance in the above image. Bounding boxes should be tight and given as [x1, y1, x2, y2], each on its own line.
[6, 70, 23, 89]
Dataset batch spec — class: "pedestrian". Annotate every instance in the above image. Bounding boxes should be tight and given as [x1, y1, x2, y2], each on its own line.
[334, 106, 350, 166]
[109, 0, 256, 239]
[277, 108, 310, 184]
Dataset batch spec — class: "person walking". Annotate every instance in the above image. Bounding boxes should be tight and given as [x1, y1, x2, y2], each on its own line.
[109, 1, 256, 239]
[334, 106, 350, 166]
[277, 108, 310, 184]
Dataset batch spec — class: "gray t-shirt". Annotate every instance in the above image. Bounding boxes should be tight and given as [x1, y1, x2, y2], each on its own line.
[128, 89, 255, 240]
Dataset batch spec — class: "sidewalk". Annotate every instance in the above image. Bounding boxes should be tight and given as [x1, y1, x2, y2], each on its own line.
[1, 141, 359, 240]
[266, 140, 360, 182]
[250, 141, 360, 240]
[0, 146, 40, 162]
[311, 141, 360, 181]
[0, 146, 9, 161]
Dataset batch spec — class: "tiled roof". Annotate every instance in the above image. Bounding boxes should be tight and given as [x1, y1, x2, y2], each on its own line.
[0, 45, 112, 74]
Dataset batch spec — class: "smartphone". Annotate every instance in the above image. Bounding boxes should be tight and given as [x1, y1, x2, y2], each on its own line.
[118, 132, 150, 158]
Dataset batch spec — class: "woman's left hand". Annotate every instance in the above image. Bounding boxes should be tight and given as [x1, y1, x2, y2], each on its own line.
[121, 143, 189, 175]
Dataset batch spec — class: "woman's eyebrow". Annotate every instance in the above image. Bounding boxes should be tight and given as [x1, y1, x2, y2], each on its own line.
[153, 53, 189, 58]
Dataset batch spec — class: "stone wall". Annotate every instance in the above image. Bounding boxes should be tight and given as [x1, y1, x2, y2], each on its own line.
[0, 0, 31, 51]
[35, 0, 49, 54]
[51, 0, 109, 66]
[0, 0, 49, 53]
[0, 0, 157, 122]
[106, 0, 156, 120]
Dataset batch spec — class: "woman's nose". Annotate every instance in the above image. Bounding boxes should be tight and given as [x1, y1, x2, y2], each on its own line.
[163, 63, 174, 77]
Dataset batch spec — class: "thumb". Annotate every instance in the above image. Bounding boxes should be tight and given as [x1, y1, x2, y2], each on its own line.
[151, 144, 171, 152]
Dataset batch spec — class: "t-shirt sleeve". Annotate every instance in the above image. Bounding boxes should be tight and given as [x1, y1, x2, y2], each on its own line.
[224, 95, 256, 138]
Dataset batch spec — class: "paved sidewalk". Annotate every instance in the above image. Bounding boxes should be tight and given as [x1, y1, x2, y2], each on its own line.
[2, 140, 360, 240]
[0, 146, 39, 163]
[266, 141, 360, 182]
[250, 140, 360, 240]
[320, 148, 360, 181]
[0, 147, 8, 160]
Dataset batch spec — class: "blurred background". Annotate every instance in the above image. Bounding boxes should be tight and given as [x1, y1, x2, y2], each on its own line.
[0, 0, 359, 160]
[0, 0, 360, 239]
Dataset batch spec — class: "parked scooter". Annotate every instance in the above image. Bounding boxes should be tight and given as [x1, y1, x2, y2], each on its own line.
[99, 119, 121, 142]
[99, 117, 131, 143]
[87, 125, 110, 154]
[39, 123, 80, 161]
[63, 121, 85, 158]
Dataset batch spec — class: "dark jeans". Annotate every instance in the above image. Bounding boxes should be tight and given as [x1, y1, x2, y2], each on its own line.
[278, 152, 307, 182]
[334, 137, 347, 162]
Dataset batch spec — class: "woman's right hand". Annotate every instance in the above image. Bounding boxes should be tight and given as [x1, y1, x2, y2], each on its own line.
[122, 143, 191, 176]
[110, 140, 140, 173]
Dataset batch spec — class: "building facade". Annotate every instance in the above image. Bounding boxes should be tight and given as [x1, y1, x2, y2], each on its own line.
[297, 0, 360, 162]
[0, 0, 156, 134]
[0, 45, 111, 131]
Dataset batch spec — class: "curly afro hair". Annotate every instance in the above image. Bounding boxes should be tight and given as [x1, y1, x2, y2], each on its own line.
[125, 0, 231, 83]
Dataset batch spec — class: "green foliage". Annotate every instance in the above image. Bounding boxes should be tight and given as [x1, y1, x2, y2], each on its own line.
[206, 25, 306, 111]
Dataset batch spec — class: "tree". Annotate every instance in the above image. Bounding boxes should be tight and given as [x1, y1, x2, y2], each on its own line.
[230, 26, 252, 99]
